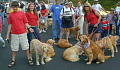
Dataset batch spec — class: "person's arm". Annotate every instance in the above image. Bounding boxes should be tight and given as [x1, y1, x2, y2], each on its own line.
[94, 10, 101, 27]
[25, 23, 34, 33]
[72, 14, 75, 24]
[101, 8, 107, 13]
[118, 14, 120, 23]
[6, 24, 11, 40]
[85, 17, 89, 36]
[37, 19, 40, 32]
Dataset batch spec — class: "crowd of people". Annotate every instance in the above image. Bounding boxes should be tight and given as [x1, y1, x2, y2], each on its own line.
[0, 0, 120, 68]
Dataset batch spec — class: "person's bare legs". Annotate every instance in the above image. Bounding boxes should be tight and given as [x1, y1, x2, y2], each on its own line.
[25, 49, 34, 65]
[8, 51, 16, 67]
[60, 28, 64, 40]
[66, 28, 70, 41]
[94, 33, 101, 42]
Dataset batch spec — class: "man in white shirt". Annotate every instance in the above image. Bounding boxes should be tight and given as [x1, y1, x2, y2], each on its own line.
[92, 0, 107, 13]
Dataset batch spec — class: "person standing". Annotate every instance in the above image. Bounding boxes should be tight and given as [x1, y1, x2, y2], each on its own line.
[83, 3, 102, 42]
[101, 15, 110, 38]
[60, 1, 75, 41]
[0, 2, 5, 26]
[39, 4, 48, 33]
[6, 1, 34, 67]
[26, 3, 41, 45]
[50, 0, 63, 40]
[92, 0, 107, 13]
[75, 0, 84, 35]
[106, 8, 114, 35]
[114, 2, 120, 35]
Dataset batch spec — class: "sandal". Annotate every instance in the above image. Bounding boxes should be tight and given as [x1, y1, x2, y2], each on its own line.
[28, 59, 34, 66]
[8, 61, 16, 68]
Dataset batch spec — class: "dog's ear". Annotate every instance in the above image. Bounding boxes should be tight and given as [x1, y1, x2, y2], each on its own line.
[84, 37, 89, 43]
[47, 40, 50, 44]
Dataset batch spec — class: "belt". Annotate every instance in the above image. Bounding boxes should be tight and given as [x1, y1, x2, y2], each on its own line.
[30, 26, 37, 27]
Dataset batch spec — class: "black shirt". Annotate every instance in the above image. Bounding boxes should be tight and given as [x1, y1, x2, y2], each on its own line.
[0, 5, 5, 12]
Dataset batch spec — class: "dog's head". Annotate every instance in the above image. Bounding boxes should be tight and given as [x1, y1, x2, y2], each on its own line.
[47, 39, 55, 46]
[39, 43, 49, 52]
[75, 25, 80, 31]
[79, 35, 89, 45]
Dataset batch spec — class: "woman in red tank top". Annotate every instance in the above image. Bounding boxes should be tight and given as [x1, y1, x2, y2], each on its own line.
[83, 3, 102, 41]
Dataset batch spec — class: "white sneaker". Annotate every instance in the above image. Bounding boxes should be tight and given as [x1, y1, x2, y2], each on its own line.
[39, 30, 42, 33]
[42, 30, 46, 33]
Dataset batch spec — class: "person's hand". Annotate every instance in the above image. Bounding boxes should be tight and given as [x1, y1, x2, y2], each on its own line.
[108, 29, 110, 31]
[60, 16, 62, 19]
[29, 28, 34, 33]
[94, 23, 98, 27]
[37, 28, 40, 32]
[102, 29, 105, 31]
[73, 21, 75, 24]
[86, 31, 89, 36]
[6, 35, 9, 40]
[26, 29, 29, 34]
[76, 18, 78, 22]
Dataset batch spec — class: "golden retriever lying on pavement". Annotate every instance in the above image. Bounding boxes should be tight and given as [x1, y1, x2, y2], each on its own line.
[95, 36, 114, 57]
[54, 39, 72, 48]
[69, 25, 80, 40]
[63, 42, 84, 62]
[109, 35, 119, 52]
[79, 35, 111, 64]
[30, 39, 49, 65]
[45, 39, 55, 62]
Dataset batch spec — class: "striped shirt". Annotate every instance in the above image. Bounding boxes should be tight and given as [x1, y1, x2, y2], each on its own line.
[101, 20, 110, 30]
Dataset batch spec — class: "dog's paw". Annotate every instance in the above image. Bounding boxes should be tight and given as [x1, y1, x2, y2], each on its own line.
[36, 62, 40, 65]
[45, 58, 52, 62]
[96, 61, 100, 64]
[86, 62, 91, 65]
[41, 62, 45, 65]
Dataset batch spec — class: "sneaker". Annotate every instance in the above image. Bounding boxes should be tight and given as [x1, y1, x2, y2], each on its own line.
[2, 43, 5, 48]
[39, 30, 42, 33]
[42, 30, 46, 33]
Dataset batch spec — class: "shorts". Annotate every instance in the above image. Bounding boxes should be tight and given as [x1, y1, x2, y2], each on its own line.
[88, 23, 102, 34]
[62, 16, 73, 28]
[11, 33, 29, 51]
[40, 16, 47, 24]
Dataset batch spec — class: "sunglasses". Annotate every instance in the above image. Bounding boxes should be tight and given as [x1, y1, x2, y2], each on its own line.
[84, 6, 89, 7]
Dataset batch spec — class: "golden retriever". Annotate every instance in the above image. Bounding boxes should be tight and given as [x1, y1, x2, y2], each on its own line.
[79, 35, 111, 64]
[30, 39, 49, 65]
[109, 35, 119, 52]
[63, 42, 84, 62]
[112, 24, 116, 34]
[44, 39, 55, 62]
[95, 36, 114, 57]
[69, 25, 80, 40]
[54, 39, 72, 48]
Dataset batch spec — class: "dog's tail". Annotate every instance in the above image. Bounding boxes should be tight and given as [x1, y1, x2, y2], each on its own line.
[54, 43, 58, 46]
[104, 56, 111, 60]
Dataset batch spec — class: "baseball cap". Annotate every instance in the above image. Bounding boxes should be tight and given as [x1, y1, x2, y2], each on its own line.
[94, 0, 98, 1]
[65, 1, 69, 5]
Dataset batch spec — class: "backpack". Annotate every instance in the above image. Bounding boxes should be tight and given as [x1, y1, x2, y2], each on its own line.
[63, 8, 72, 15]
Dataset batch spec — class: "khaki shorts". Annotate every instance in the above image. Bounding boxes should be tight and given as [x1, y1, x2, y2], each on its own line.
[11, 33, 29, 51]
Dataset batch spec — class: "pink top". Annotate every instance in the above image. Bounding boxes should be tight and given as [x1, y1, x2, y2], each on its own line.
[0, 17, 2, 33]
[8, 11, 28, 34]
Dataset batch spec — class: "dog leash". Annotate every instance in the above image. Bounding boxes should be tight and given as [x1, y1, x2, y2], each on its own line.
[88, 27, 98, 39]
[33, 32, 46, 43]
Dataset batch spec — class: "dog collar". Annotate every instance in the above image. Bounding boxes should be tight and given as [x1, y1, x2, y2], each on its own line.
[75, 44, 82, 52]
[83, 41, 90, 49]
[36, 42, 41, 52]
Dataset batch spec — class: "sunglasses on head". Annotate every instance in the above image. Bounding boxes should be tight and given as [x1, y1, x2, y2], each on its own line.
[84, 6, 89, 7]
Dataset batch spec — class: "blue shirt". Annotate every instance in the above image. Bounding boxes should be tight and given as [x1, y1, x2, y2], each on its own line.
[50, 4, 63, 20]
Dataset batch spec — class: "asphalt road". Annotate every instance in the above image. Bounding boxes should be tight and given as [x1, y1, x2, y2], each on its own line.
[0, 18, 120, 70]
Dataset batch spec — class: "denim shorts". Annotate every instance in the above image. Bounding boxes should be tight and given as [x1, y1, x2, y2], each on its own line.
[40, 16, 47, 24]
[88, 23, 102, 34]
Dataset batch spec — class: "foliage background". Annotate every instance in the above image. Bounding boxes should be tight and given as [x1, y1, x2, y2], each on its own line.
[23, 0, 120, 10]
